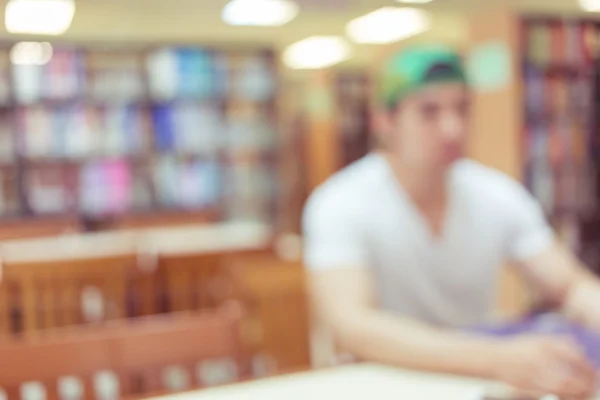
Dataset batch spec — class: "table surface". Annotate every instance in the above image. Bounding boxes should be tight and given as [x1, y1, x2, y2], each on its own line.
[145, 363, 507, 400]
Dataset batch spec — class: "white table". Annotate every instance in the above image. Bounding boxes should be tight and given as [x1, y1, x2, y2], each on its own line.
[146, 364, 506, 400]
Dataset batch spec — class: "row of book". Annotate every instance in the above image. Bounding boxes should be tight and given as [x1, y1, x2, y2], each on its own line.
[524, 20, 599, 67]
[3, 48, 275, 104]
[152, 103, 274, 153]
[18, 156, 274, 216]
[17, 105, 148, 159]
[0, 103, 275, 160]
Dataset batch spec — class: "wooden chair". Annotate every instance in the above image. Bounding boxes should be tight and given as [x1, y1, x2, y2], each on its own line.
[0, 306, 244, 400]
[156, 248, 272, 315]
[0, 254, 137, 335]
[226, 254, 311, 376]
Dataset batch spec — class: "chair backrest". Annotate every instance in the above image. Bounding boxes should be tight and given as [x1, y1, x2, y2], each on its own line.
[0, 307, 243, 400]
[157, 248, 272, 314]
[226, 255, 310, 375]
[0, 254, 137, 335]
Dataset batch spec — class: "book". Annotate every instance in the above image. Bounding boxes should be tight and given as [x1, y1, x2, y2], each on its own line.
[147, 48, 179, 101]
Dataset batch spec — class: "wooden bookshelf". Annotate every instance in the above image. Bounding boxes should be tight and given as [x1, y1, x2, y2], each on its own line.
[0, 42, 281, 231]
[520, 18, 600, 269]
[335, 70, 371, 168]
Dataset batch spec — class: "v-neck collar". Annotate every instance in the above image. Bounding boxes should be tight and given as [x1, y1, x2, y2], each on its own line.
[374, 153, 459, 246]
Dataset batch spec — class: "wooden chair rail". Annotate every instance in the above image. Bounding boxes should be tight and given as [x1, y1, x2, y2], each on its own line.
[0, 248, 313, 385]
[0, 306, 245, 399]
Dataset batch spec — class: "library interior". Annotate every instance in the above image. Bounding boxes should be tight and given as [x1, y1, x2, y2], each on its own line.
[3, 0, 600, 399]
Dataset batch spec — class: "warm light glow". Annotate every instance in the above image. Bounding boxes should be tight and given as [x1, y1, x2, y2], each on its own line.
[580, 0, 600, 11]
[396, 0, 433, 3]
[10, 42, 53, 65]
[346, 7, 431, 44]
[283, 36, 352, 70]
[5, 0, 75, 35]
[222, 0, 299, 26]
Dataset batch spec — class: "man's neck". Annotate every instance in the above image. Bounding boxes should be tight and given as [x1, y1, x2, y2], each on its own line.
[381, 152, 449, 209]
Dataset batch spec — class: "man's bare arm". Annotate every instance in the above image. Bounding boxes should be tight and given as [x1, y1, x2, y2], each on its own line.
[519, 241, 600, 331]
[309, 266, 501, 378]
[308, 261, 597, 397]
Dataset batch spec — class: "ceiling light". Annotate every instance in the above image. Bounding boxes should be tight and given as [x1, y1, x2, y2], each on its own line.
[346, 7, 431, 44]
[283, 36, 352, 69]
[579, 0, 600, 11]
[5, 0, 76, 35]
[222, 0, 299, 26]
[10, 42, 53, 65]
[397, 0, 433, 3]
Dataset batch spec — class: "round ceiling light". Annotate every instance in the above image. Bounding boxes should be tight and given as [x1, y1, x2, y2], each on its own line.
[222, 0, 299, 26]
[283, 36, 352, 69]
[346, 7, 431, 44]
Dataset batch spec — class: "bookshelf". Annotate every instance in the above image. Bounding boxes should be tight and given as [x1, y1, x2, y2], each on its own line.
[0, 42, 280, 229]
[276, 69, 372, 235]
[335, 70, 371, 168]
[521, 19, 600, 268]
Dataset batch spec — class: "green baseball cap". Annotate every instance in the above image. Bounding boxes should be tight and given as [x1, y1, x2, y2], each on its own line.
[378, 44, 467, 110]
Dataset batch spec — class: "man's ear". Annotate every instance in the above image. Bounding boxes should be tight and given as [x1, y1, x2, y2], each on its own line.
[371, 107, 394, 148]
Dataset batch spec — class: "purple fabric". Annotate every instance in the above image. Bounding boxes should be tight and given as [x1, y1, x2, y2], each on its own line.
[470, 313, 600, 368]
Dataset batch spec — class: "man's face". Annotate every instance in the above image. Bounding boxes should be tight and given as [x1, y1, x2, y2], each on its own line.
[380, 82, 470, 171]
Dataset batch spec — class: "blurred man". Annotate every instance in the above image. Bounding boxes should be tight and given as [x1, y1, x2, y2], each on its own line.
[303, 45, 600, 399]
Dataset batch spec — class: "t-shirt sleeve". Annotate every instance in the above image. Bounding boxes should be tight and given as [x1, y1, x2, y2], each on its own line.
[302, 190, 368, 271]
[503, 179, 555, 261]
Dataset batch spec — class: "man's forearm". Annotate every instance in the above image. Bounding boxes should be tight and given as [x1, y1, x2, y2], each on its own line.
[331, 309, 501, 378]
[563, 269, 600, 331]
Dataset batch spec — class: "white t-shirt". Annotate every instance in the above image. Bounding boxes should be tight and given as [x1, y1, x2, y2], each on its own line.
[302, 153, 554, 328]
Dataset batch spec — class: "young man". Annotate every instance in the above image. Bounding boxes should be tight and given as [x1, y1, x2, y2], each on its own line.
[303, 45, 600, 399]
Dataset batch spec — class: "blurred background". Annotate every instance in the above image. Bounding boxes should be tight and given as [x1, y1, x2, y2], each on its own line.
[0, 0, 600, 398]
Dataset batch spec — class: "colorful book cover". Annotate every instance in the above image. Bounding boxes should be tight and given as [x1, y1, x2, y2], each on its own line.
[0, 173, 6, 215]
[28, 167, 67, 214]
[104, 159, 131, 213]
[152, 105, 175, 151]
[131, 173, 151, 210]
[105, 105, 127, 156]
[147, 48, 178, 101]
[79, 162, 106, 214]
[549, 22, 565, 66]
[64, 105, 95, 158]
[43, 50, 69, 99]
[235, 56, 274, 102]
[177, 48, 214, 99]
[582, 23, 598, 65]
[124, 106, 143, 154]
[565, 22, 581, 65]
[198, 161, 220, 206]
[154, 155, 178, 206]
[213, 52, 230, 99]
[195, 105, 222, 154]
[24, 106, 53, 158]
[174, 104, 221, 155]
[179, 160, 202, 208]
[0, 117, 14, 162]
[13, 64, 43, 104]
[528, 23, 551, 67]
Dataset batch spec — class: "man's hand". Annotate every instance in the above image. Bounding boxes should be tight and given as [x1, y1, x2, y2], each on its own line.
[491, 335, 597, 399]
